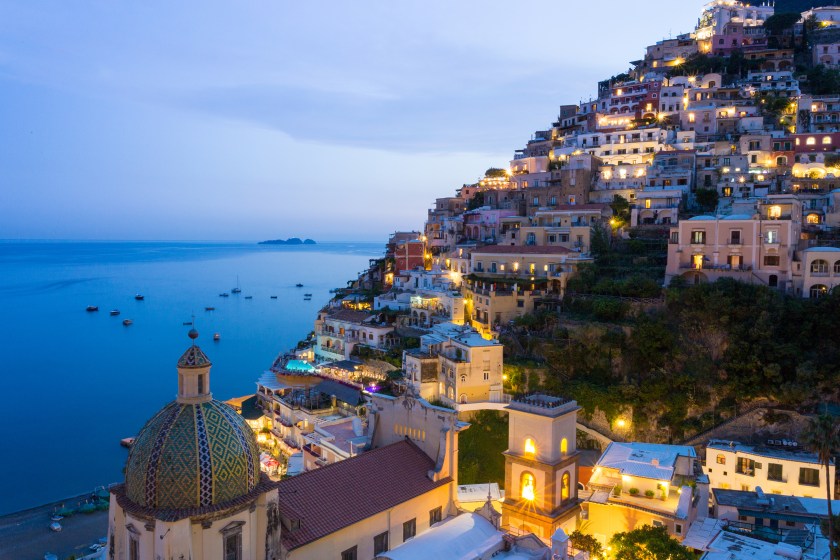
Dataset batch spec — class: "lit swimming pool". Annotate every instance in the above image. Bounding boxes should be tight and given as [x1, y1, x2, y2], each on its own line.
[285, 359, 316, 373]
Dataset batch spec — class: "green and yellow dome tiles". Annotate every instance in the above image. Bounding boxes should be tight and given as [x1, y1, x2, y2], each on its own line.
[124, 342, 260, 511]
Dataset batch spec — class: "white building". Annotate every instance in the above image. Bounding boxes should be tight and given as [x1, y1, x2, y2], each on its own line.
[705, 440, 837, 498]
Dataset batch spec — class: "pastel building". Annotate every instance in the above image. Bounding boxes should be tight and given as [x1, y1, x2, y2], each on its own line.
[314, 309, 395, 362]
[584, 442, 709, 544]
[665, 197, 803, 290]
[705, 440, 837, 498]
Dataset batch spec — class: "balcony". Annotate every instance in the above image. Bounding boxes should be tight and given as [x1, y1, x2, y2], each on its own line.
[679, 263, 753, 272]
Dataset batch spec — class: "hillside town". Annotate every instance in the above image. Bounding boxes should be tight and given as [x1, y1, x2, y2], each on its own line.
[106, 2, 840, 559]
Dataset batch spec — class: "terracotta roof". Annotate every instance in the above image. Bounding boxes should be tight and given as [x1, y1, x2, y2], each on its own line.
[471, 245, 572, 255]
[326, 309, 374, 324]
[277, 439, 451, 550]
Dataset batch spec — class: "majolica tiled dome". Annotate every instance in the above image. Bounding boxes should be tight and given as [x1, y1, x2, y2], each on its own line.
[124, 343, 260, 511]
[125, 399, 260, 510]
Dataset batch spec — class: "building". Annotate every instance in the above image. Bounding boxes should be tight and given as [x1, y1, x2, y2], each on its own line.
[314, 308, 395, 362]
[108, 331, 281, 560]
[665, 197, 803, 290]
[584, 442, 709, 544]
[275, 391, 467, 559]
[713, 488, 840, 547]
[395, 238, 426, 274]
[502, 394, 581, 540]
[407, 322, 505, 407]
[682, 518, 804, 560]
[705, 439, 837, 498]
[798, 247, 840, 298]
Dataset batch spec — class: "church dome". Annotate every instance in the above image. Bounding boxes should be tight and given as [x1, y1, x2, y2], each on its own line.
[123, 343, 260, 511]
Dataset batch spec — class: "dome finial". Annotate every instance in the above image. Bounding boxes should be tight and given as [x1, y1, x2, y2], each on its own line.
[188, 315, 199, 343]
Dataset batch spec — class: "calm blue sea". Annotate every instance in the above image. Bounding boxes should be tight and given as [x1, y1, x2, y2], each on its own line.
[0, 241, 381, 514]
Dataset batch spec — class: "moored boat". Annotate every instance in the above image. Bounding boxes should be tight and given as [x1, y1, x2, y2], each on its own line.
[213, 333, 221, 341]
[205, 306, 215, 311]
[219, 292, 229, 297]
[270, 296, 277, 299]
[110, 309, 120, 316]
[134, 294, 144, 301]
[122, 319, 133, 326]
[120, 437, 135, 448]
[86, 306, 99, 312]
[295, 283, 304, 287]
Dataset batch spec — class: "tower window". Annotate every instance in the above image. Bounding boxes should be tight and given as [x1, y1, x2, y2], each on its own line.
[521, 472, 536, 501]
[198, 374, 205, 394]
[524, 438, 536, 456]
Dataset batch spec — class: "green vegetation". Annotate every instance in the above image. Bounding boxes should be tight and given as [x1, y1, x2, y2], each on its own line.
[502, 278, 840, 440]
[762, 12, 802, 35]
[569, 530, 604, 558]
[667, 52, 765, 79]
[467, 191, 486, 210]
[694, 188, 719, 213]
[458, 410, 508, 488]
[609, 195, 631, 228]
[610, 526, 694, 560]
[804, 65, 840, 95]
[484, 167, 507, 178]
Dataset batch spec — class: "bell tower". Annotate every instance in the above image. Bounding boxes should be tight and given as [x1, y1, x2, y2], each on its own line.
[502, 393, 581, 539]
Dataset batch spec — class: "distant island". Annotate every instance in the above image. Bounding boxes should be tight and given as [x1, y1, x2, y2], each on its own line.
[258, 238, 316, 245]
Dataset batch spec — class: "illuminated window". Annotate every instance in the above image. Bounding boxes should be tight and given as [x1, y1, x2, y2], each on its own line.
[810, 285, 828, 298]
[768, 205, 782, 219]
[524, 438, 536, 456]
[689, 113, 696, 123]
[645, 199, 651, 209]
[561, 472, 570, 501]
[521, 472, 536, 501]
[807, 137, 817, 146]
[807, 214, 821, 224]
[716, 455, 726, 465]
[824, 136, 833, 145]
[560, 438, 568, 456]
[692, 254, 704, 269]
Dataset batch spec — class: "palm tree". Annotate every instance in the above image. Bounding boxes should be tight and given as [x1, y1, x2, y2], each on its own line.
[803, 414, 840, 560]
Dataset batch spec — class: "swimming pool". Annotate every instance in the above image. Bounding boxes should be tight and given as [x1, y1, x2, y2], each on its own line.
[285, 359, 316, 373]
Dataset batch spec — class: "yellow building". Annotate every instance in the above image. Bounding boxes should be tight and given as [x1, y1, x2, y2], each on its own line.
[583, 442, 709, 545]
[502, 394, 581, 539]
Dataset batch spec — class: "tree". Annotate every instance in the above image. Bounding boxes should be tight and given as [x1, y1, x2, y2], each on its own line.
[569, 530, 604, 558]
[802, 414, 840, 560]
[610, 195, 631, 228]
[695, 188, 719, 213]
[484, 167, 507, 178]
[763, 12, 801, 35]
[610, 526, 694, 560]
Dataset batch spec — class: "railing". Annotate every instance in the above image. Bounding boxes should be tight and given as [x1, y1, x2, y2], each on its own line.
[678, 263, 753, 272]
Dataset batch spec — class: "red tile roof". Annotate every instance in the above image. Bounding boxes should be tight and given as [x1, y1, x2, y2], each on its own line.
[277, 439, 451, 550]
[471, 245, 572, 255]
[327, 309, 374, 324]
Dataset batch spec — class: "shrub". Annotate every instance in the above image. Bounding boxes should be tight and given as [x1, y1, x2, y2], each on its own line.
[613, 485, 622, 496]
[644, 490, 655, 498]
[629, 488, 640, 496]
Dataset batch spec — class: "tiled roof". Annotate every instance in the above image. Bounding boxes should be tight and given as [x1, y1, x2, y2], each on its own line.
[178, 345, 210, 368]
[277, 439, 451, 550]
[471, 245, 572, 255]
[326, 309, 375, 324]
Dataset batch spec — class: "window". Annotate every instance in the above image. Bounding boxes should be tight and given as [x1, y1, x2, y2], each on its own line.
[224, 532, 242, 560]
[521, 471, 536, 501]
[730, 230, 741, 244]
[429, 506, 442, 526]
[807, 137, 817, 145]
[129, 537, 139, 560]
[824, 136, 833, 145]
[373, 532, 389, 555]
[799, 467, 820, 486]
[810, 284, 828, 298]
[403, 519, 416, 542]
[766, 229, 779, 243]
[834, 260, 840, 274]
[764, 255, 780, 266]
[516, 300, 524, 308]
[717, 455, 726, 465]
[483, 371, 489, 381]
[811, 259, 829, 274]
[341, 546, 358, 560]
[691, 230, 707, 244]
[561, 472, 570, 501]
[198, 374, 204, 394]
[675, 523, 683, 535]
[768, 463, 784, 482]
[645, 199, 651, 209]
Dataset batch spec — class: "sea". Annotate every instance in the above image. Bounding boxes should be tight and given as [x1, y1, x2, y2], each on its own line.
[0, 241, 382, 515]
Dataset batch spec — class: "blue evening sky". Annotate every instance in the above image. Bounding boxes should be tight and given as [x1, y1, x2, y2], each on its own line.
[0, 1, 699, 242]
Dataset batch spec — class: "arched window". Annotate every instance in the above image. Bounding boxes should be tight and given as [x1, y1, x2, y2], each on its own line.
[460, 374, 466, 384]
[834, 260, 840, 274]
[776, 156, 787, 166]
[824, 136, 833, 145]
[811, 259, 829, 274]
[807, 137, 817, 146]
[524, 438, 536, 456]
[561, 472, 570, 502]
[560, 438, 568, 456]
[811, 284, 828, 298]
[521, 471, 536, 501]
[460, 394, 467, 404]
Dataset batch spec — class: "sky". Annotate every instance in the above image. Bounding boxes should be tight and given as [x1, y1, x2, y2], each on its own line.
[0, 1, 700, 242]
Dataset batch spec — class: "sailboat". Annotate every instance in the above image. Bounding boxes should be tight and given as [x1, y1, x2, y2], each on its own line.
[231, 276, 242, 294]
